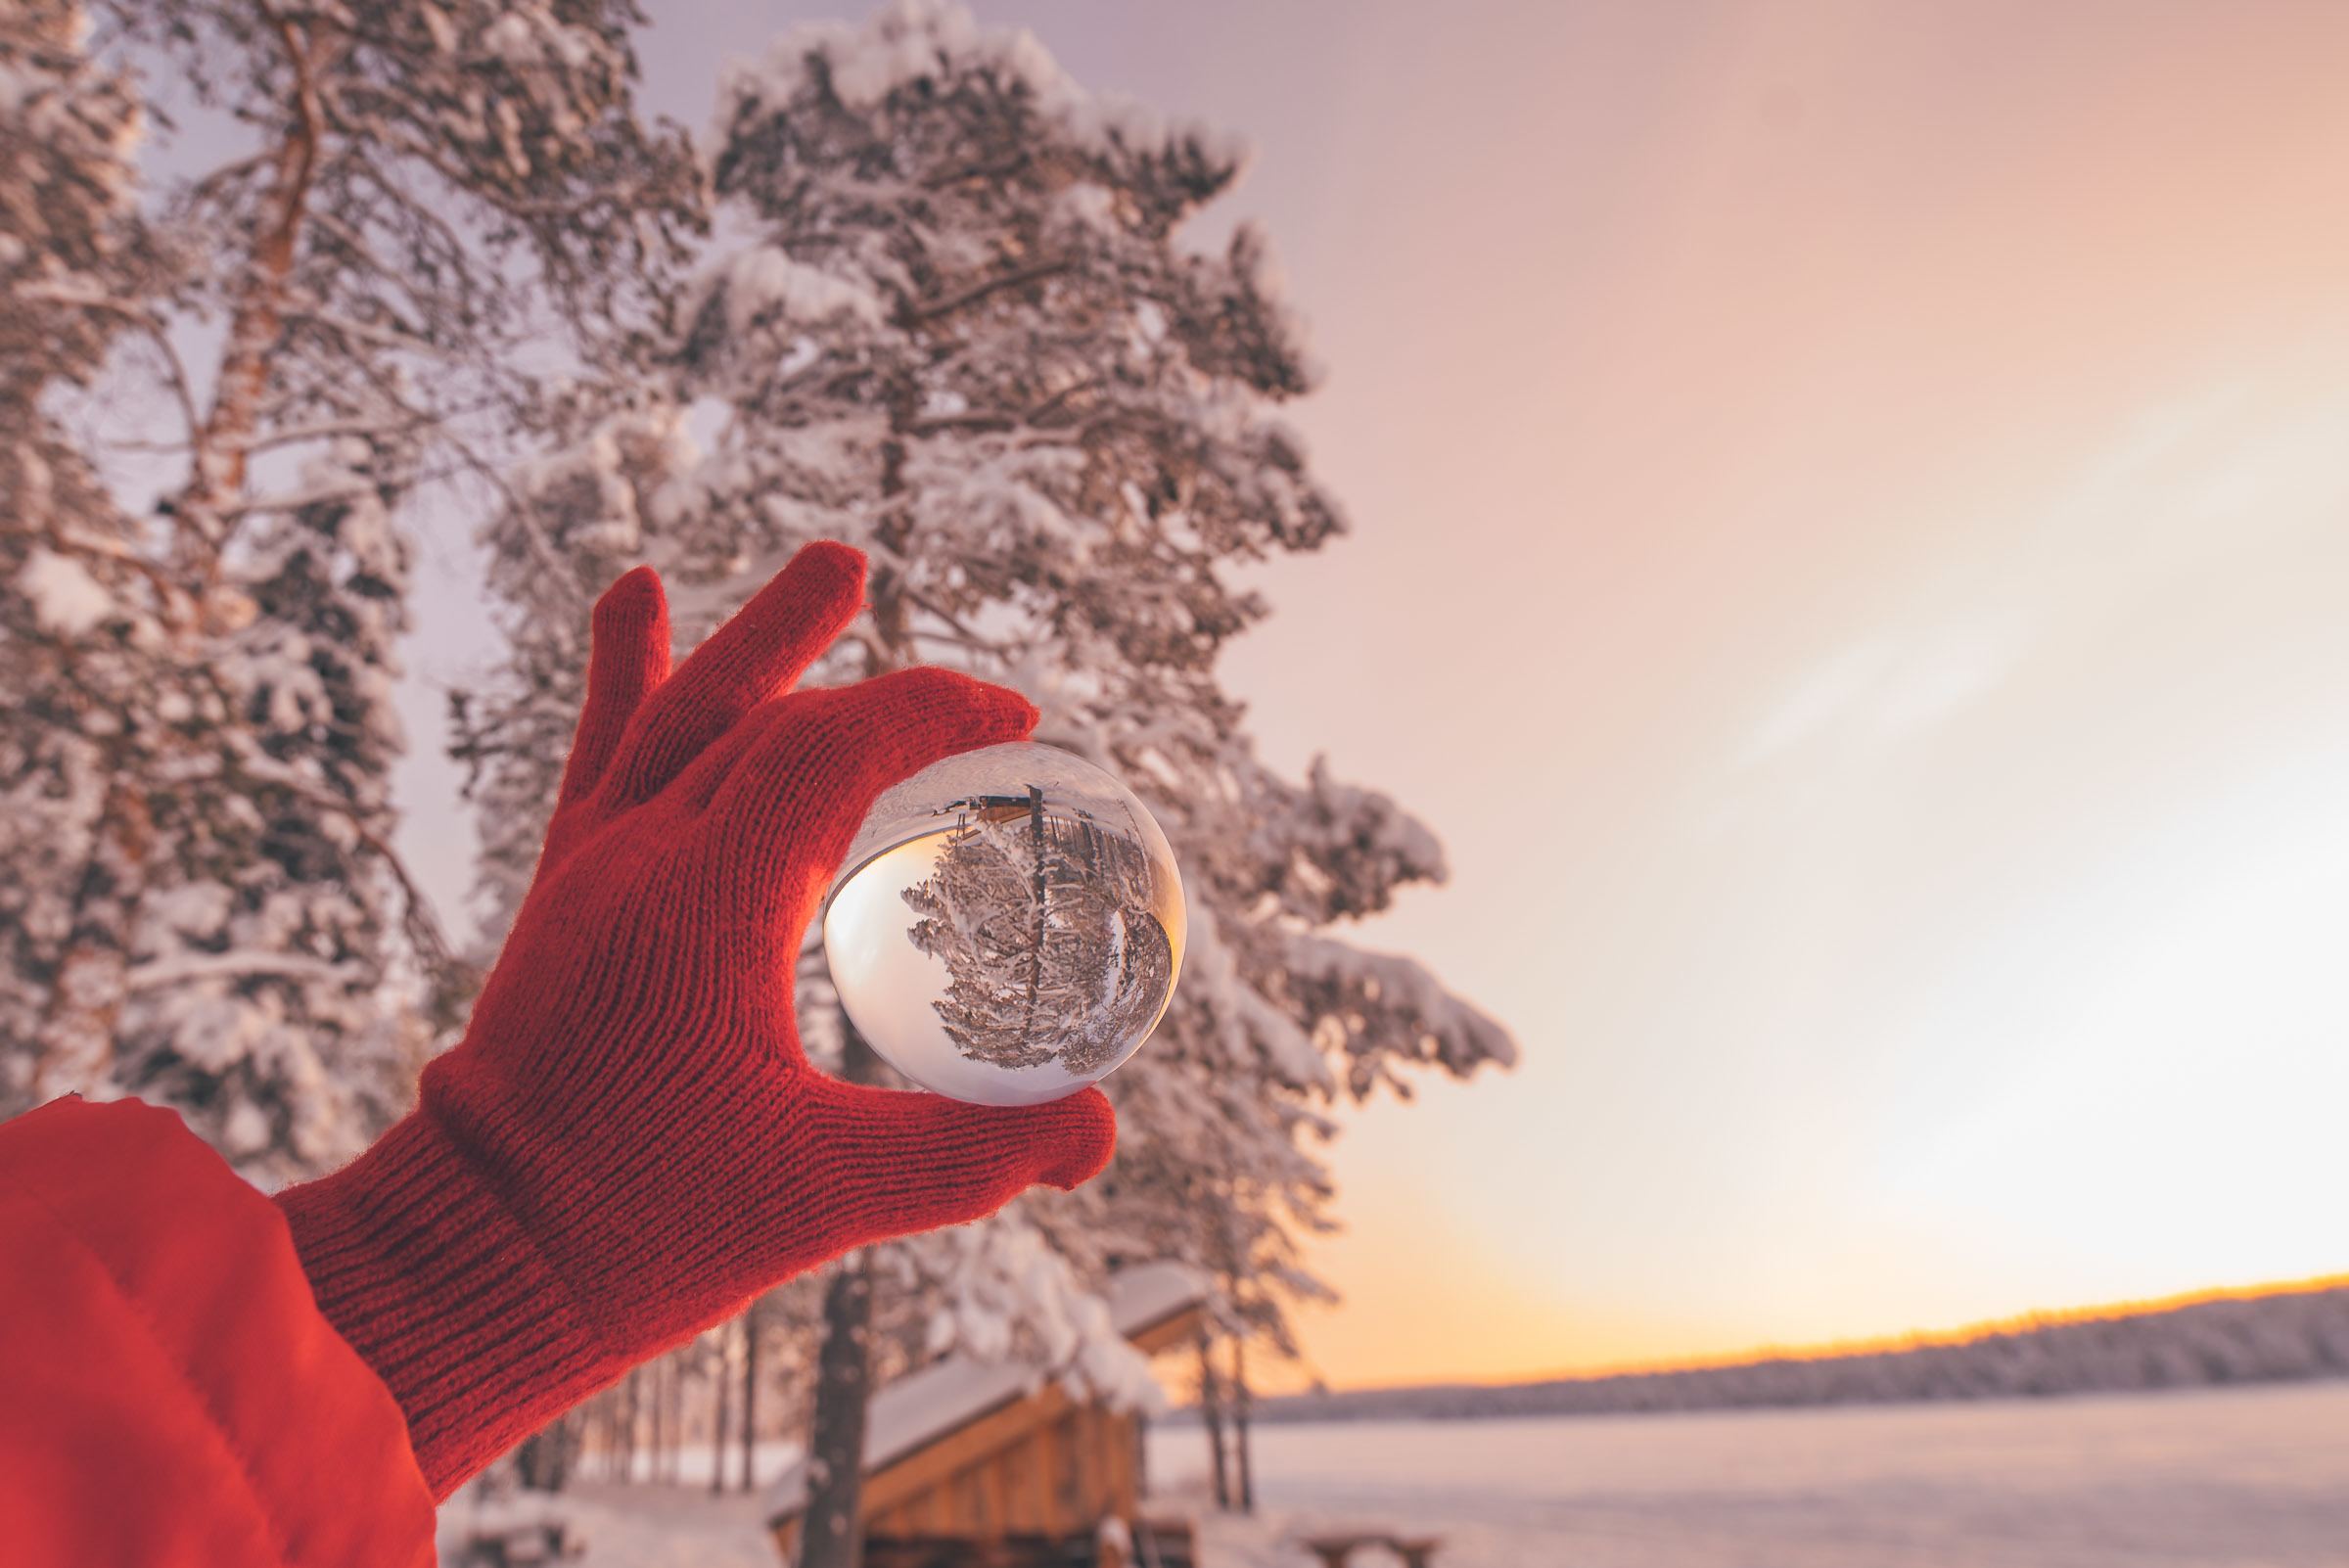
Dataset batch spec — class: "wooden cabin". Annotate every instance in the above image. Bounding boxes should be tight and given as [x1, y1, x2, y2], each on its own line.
[766, 1263, 1208, 1568]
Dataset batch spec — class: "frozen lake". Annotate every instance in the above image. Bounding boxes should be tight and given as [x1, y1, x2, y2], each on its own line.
[1146, 1380, 2349, 1567]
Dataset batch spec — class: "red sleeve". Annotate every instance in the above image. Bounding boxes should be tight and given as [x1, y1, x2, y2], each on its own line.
[0, 1096, 437, 1568]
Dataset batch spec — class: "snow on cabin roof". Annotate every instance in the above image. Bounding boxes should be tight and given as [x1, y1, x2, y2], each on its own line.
[765, 1261, 1208, 1523]
[1096, 1258, 1211, 1342]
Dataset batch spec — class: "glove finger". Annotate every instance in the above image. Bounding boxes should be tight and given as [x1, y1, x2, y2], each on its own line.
[601, 541, 866, 810]
[696, 666, 1038, 908]
[807, 1081, 1117, 1245]
[665, 694, 790, 812]
[559, 566, 671, 807]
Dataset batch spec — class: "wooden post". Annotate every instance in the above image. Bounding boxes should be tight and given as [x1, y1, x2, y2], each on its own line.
[1196, 1331, 1230, 1510]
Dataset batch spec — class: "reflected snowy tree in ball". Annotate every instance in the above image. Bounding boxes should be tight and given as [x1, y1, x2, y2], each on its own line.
[901, 792, 1175, 1075]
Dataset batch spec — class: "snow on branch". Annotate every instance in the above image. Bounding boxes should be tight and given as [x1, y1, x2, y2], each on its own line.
[1248, 756, 1451, 923]
[1176, 904, 1330, 1092]
[16, 546, 115, 635]
[710, 0, 1249, 200]
[124, 948, 355, 992]
[1281, 931, 1519, 1094]
[675, 242, 886, 347]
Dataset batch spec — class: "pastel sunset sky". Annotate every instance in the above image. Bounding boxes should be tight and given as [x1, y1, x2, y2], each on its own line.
[384, 1, 2349, 1390]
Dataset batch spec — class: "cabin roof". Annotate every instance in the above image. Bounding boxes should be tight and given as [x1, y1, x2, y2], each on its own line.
[765, 1260, 1209, 1523]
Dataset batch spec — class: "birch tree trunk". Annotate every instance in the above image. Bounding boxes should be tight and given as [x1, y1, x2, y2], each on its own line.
[34, 1, 332, 1085]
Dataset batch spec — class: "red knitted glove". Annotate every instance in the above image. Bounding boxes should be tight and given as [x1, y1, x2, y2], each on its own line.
[275, 543, 1116, 1498]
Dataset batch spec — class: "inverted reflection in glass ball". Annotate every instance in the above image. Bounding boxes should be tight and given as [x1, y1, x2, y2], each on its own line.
[821, 742, 1185, 1105]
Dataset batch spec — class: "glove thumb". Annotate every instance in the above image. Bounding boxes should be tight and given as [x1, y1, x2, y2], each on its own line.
[808, 1081, 1117, 1242]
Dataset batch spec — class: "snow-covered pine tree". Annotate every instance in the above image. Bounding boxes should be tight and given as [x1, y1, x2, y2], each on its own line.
[455, 389, 695, 944]
[0, 0, 698, 1181]
[461, 2, 1515, 1531]
[0, 0, 179, 1130]
[682, 0, 1515, 1359]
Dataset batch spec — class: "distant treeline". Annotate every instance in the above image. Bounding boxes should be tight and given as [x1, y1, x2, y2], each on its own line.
[1238, 1282, 2349, 1424]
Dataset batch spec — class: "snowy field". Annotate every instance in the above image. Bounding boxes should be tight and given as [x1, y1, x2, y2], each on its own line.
[439, 1381, 2349, 1566]
[1149, 1382, 2349, 1568]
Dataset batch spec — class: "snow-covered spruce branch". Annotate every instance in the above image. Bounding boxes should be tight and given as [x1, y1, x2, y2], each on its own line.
[124, 948, 354, 992]
[221, 745, 466, 992]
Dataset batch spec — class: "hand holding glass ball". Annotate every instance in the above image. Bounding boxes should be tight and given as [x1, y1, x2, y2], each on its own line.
[823, 743, 1185, 1105]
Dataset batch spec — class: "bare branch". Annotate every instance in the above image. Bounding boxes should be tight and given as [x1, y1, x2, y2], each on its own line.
[903, 257, 1073, 325]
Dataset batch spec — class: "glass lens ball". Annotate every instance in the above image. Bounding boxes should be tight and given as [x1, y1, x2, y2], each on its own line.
[821, 741, 1186, 1105]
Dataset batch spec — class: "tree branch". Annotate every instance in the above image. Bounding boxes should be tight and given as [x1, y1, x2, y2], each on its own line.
[903, 257, 1072, 325]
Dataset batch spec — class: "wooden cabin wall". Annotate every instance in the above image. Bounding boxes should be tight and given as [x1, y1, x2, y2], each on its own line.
[768, 1306, 1206, 1561]
[859, 1401, 1141, 1543]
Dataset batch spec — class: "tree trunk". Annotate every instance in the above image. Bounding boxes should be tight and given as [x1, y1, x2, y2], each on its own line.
[1230, 1336, 1256, 1514]
[711, 1330, 733, 1496]
[515, 1412, 576, 1493]
[800, 1023, 885, 1568]
[26, 14, 332, 1087]
[666, 1354, 685, 1483]
[668, 1354, 682, 1481]
[650, 1355, 668, 1483]
[741, 1295, 761, 1492]
[1196, 1331, 1230, 1510]
[624, 1360, 643, 1474]
[801, 1250, 875, 1568]
[176, 10, 330, 566]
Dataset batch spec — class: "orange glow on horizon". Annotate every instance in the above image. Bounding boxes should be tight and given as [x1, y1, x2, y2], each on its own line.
[1309, 1272, 2349, 1395]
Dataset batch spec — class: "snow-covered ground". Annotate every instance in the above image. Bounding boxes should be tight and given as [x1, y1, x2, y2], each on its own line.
[1149, 1381, 2349, 1568]
[438, 1482, 776, 1568]
[437, 1444, 803, 1568]
[442, 1381, 2349, 1566]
